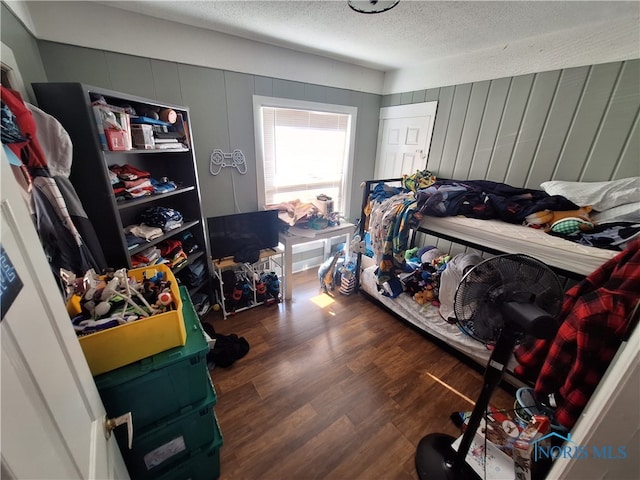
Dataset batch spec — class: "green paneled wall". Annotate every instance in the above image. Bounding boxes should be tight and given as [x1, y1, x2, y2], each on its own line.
[34, 40, 382, 221]
[383, 60, 640, 187]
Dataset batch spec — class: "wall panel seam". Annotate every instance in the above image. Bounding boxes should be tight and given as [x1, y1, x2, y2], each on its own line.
[504, 73, 535, 184]
[432, 89, 453, 174]
[451, 85, 472, 177]
[223, 71, 231, 150]
[525, 70, 562, 187]
[612, 107, 639, 179]
[552, 65, 592, 180]
[468, 82, 491, 179]
[484, 77, 513, 180]
[578, 63, 625, 181]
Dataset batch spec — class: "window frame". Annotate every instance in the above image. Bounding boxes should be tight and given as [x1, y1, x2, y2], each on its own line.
[252, 95, 357, 216]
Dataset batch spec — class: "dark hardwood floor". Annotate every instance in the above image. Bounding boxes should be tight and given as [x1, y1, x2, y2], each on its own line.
[204, 269, 514, 480]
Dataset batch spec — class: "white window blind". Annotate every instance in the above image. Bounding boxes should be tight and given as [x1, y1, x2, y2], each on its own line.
[259, 105, 353, 212]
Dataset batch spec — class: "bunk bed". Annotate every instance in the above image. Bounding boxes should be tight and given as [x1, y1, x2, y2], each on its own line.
[355, 175, 639, 373]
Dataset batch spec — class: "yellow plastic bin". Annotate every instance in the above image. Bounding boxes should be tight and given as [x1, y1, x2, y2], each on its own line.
[78, 264, 185, 375]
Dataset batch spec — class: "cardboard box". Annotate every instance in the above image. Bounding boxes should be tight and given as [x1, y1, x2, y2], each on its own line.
[105, 129, 127, 151]
[452, 430, 515, 480]
[313, 198, 334, 216]
[460, 405, 526, 458]
[78, 264, 185, 375]
[131, 124, 155, 149]
[513, 415, 551, 480]
[454, 405, 527, 479]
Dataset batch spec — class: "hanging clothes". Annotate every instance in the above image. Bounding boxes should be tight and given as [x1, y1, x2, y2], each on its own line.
[514, 237, 640, 429]
[26, 103, 73, 177]
[1, 86, 48, 169]
[30, 175, 101, 276]
[1, 85, 107, 276]
[26, 102, 107, 272]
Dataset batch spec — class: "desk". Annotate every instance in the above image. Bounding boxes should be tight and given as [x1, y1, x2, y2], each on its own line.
[279, 222, 356, 300]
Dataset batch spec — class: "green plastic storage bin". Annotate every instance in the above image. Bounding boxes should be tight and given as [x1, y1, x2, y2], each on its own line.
[116, 379, 221, 478]
[95, 287, 212, 429]
[155, 437, 223, 480]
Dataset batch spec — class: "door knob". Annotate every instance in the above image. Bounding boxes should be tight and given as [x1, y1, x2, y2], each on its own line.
[104, 412, 133, 449]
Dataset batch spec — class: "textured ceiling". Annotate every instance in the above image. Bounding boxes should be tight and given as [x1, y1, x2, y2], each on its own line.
[100, 1, 639, 71]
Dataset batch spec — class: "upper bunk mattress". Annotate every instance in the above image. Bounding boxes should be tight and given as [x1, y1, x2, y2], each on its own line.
[418, 216, 618, 277]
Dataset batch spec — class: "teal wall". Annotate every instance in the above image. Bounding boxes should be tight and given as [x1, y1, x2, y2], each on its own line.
[383, 60, 639, 186]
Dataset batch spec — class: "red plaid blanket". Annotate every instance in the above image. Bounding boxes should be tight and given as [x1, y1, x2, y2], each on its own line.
[514, 238, 640, 428]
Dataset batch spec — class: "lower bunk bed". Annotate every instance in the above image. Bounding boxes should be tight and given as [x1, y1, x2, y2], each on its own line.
[354, 176, 638, 394]
[359, 260, 509, 370]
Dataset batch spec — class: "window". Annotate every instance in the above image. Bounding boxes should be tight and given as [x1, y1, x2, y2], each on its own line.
[253, 96, 356, 216]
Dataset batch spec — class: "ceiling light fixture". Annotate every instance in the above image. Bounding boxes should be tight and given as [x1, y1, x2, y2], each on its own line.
[348, 0, 400, 14]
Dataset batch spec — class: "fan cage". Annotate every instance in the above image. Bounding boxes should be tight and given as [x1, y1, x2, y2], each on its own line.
[453, 253, 563, 345]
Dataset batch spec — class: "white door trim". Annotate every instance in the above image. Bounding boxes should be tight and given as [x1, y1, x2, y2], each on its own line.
[379, 101, 438, 120]
[1, 41, 28, 99]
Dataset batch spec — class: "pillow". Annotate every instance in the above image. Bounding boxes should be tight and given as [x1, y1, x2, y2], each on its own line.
[591, 202, 640, 224]
[540, 177, 640, 212]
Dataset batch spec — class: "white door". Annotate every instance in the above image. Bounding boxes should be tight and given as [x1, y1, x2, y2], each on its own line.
[374, 101, 438, 179]
[1, 152, 129, 479]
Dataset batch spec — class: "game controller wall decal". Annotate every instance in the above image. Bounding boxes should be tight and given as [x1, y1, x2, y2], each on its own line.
[209, 149, 247, 175]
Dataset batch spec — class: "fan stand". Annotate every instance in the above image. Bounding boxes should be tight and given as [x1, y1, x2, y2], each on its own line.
[415, 301, 555, 480]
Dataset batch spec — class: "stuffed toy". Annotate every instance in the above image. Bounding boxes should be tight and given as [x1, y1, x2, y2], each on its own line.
[402, 268, 432, 295]
[318, 247, 345, 294]
[413, 285, 438, 305]
[431, 254, 451, 271]
[350, 235, 366, 255]
[525, 206, 595, 233]
[405, 247, 420, 261]
[421, 247, 445, 265]
[414, 287, 435, 305]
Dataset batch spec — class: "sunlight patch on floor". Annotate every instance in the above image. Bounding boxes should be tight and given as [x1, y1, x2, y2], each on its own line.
[426, 372, 476, 406]
[310, 293, 335, 308]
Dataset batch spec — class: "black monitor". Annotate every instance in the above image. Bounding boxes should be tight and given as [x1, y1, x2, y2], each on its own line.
[207, 210, 280, 260]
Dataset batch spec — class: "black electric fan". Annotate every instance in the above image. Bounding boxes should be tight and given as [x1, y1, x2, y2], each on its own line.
[415, 253, 563, 480]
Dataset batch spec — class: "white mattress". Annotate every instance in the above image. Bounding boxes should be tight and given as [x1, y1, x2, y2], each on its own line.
[418, 216, 617, 277]
[360, 264, 521, 371]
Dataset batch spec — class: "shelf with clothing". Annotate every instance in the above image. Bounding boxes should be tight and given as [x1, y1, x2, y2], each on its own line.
[116, 185, 197, 211]
[32, 82, 214, 316]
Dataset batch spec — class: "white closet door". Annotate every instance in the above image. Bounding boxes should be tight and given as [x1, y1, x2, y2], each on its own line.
[374, 102, 437, 179]
[1, 150, 128, 479]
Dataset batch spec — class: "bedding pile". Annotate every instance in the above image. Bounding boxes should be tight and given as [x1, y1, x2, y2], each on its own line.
[359, 172, 639, 388]
[367, 172, 640, 290]
[413, 177, 640, 250]
[365, 170, 640, 319]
